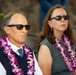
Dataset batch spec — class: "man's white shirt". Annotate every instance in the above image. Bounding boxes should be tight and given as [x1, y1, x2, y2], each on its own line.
[0, 39, 43, 75]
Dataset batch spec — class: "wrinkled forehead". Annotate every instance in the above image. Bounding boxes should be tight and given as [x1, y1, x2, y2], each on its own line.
[8, 13, 28, 25]
[51, 8, 67, 17]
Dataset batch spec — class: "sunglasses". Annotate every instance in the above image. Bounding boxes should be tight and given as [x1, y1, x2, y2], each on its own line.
[7, 24, 31, 30]
[50, 15, 70, 21]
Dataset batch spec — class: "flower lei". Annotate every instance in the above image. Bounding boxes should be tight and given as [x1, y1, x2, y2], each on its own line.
[0, 36, 35, 75]
[55, 34, 76, 72]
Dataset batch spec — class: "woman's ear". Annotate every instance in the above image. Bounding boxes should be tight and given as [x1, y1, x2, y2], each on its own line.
[4, 26, 10, 34]
[48, 20, 52, 28]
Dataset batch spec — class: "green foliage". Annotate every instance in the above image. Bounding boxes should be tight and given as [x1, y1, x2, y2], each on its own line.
[0, 13, 6, 18]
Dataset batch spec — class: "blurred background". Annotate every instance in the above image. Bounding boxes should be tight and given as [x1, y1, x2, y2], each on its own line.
[0, 0, 76, 50]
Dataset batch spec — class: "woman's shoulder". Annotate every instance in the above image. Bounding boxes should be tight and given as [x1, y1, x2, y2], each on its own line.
[37, 38, 53, 51]
[40, 38, 52, 45]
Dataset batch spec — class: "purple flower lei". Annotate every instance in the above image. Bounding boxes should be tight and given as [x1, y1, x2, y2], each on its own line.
[0, 36, 35, 75]
[55, 34, 76, 72]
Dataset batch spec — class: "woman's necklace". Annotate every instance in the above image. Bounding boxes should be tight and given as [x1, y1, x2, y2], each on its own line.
[55, 34, 76, 72]
[0, 36, 35, 75]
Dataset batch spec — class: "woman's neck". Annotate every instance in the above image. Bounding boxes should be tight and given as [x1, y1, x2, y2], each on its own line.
[54, 32, 63, 40]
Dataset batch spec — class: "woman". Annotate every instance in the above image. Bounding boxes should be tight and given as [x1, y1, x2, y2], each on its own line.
[36, 5, 76, 75]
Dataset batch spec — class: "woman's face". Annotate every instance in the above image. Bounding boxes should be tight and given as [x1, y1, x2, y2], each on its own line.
[48, 8, 69, 35]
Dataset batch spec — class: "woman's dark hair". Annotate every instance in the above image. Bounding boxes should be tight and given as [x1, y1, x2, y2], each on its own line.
[38, 4, 75, 44]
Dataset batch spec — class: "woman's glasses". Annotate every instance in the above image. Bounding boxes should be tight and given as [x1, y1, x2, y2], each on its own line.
[50, 15, 70, 21]
[7, 24, 31, 30]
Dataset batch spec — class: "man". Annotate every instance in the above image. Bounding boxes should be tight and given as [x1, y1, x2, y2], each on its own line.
[0, 11, 43, 75]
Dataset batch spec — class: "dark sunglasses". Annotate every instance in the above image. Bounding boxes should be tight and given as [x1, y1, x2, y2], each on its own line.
[50, 15, 70, 21]
[7, 24, 31, 30]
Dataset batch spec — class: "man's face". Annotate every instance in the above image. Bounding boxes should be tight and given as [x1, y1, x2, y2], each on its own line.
[4, 13, 29, 47]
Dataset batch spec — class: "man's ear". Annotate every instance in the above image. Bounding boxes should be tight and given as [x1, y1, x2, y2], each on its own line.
[4, 26, 10, 34]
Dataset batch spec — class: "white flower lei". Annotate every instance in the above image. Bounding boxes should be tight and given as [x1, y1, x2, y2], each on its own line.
[55, 34, 76, 72]
[0, 36, 35, 75]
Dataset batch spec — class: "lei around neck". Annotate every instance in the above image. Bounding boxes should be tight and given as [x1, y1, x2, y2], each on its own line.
[55, 34, 76, 72]
[0, 36, 35, 75]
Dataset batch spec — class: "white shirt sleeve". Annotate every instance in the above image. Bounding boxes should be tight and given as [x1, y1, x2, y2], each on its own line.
[0, 54, 43, 75]
[33, 53, 43, 75]
[0, 62, 6, 75]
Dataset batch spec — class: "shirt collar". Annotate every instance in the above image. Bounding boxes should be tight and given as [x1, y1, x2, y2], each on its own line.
[7, 38, 22, 54]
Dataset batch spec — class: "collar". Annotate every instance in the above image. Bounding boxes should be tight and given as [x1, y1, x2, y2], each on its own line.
[7, 38, 23, 55]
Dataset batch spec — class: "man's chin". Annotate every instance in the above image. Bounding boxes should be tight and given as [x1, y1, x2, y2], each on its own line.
[19, 40, 26, 44]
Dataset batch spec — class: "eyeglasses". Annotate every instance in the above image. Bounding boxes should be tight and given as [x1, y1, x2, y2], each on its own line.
[50, 15, 70, 21]
[7, 24, 31, 30]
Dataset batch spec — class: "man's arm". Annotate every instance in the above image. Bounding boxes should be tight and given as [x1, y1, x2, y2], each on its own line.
[33, 53, 43, 75]
[0, 62, 6, 75]
[38, 0, 52, 12]
[61, 0, 67, 6]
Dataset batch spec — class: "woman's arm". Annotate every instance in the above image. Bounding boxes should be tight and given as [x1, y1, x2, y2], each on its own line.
[38, 44, 53, 75]
[72, 70, 76, 75]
